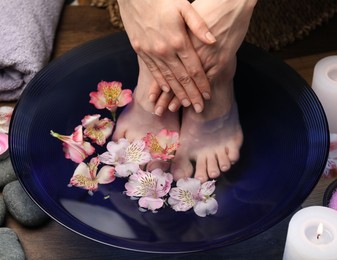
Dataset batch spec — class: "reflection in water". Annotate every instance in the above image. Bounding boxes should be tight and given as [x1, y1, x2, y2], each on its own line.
[60, 199, 137, 239]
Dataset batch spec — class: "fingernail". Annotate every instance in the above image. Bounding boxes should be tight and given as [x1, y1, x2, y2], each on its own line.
[202, 92, 211, 100]
[205, 31, 216, 43]
[168, 103, 177, 112]
[154, 106, 164, 116]
[193, 103, 203, 113]
[149, 94, 156, 102]
[181, 99, 191, 107]
[162, 85, 170, 92]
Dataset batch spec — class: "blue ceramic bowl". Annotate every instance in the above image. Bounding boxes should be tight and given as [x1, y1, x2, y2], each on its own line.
[9, 33, 329, 253]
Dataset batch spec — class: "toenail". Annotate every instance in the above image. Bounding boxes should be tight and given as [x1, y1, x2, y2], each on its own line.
[210, 171, 219, 178]
[181, 99, 191, 107]
[193, 103, 203, 113]
[221, 165, 229, 171]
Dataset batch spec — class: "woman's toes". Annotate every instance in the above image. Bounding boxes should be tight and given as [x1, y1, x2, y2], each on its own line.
[194, 156, 208, 183]
[171, 153, 194, 181]
[226, 143, 241, 165]
[217, 147, 231, 172]
[206, 154, 220, 179]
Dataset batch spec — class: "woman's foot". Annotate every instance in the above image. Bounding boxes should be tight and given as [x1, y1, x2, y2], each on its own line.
[113, 57, 180, 145]
[171, 60, 243, 183]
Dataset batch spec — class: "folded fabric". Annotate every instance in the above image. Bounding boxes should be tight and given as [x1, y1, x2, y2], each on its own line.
[0, 0, 65, 101]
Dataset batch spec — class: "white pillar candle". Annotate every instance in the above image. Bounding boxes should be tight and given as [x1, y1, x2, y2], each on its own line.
[283, 206, 337, 260]
[312, 56, 337, 133]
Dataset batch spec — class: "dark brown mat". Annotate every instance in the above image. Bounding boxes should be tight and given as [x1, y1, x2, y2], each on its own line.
[92, 0, 337, 51]
[246, 0, 337, 50]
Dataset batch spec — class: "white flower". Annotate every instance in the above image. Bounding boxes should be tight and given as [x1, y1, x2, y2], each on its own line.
[99, 139, 151, 177]
[168, 178, 218, 217]
[125, 168, 173, 212]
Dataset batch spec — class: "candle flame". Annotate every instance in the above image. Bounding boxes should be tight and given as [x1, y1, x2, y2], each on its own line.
[317, 223, 324, 239]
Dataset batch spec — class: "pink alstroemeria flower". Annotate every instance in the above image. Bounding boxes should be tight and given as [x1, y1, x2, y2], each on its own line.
[99, 138, 151, 177]
[81, 114, 114, 146]
[143, 129, 180, 161]
[89, 81, 133, 113]
[50, 125, 95, 163]
[69, 157, 115, 195]
[0, 106, 14, 134]
[323, 133, 337, 178]
[125, 168, 173, 212]
[0, 133, 9, 156]
[168, 178, 218, 217]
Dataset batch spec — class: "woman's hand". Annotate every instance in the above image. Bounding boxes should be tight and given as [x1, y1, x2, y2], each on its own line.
[117, 0, 216, 113]
[150, 0, 257, 115]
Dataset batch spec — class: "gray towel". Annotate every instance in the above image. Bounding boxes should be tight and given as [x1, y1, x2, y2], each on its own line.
[0, 0, 65, 101]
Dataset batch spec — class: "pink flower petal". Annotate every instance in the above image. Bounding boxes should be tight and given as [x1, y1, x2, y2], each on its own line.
[156, 129, 179, 149]
[0, 133, 9, 155]
[0, 106, 13, 134]
[99, 151, 117, 165]
[125, 140, 151, 165]
[99, 139, 130, 165]
[115, 163, 139, 177]
[96, 165, 116, 184]
[193, 198, 218, 217]
[124, 169, 172, 200]
[89, 91, 107, 109]
[81, 114, 101, 128]
[168, 178, 201, 211]
[143, 129, 179, 161]
[82, 115, 114, 146]
[69, 157, 115, 192]
[138, 197, 164, 211]
[72, 125, 84, 143]
[200, 180, 216, 197]
[89, 81, 132, 111]
[72, 162, 91, 179]
[168, 191, 195, 212]
[117, 89, 133, 107]
[50, 127, 95, 163]
[151, 168, 173, 197]
[70, 162, 99, 191]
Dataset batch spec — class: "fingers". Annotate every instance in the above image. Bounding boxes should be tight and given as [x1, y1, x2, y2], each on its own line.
[152, 91, 181, 116]
[180, 1, 216, 45]
[135, 3, 213, 113]
[147, 75, 182, 117]
[140, 54, 171, 93]
[168, 96, 181, 113]
[140, 41, 211, 113]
